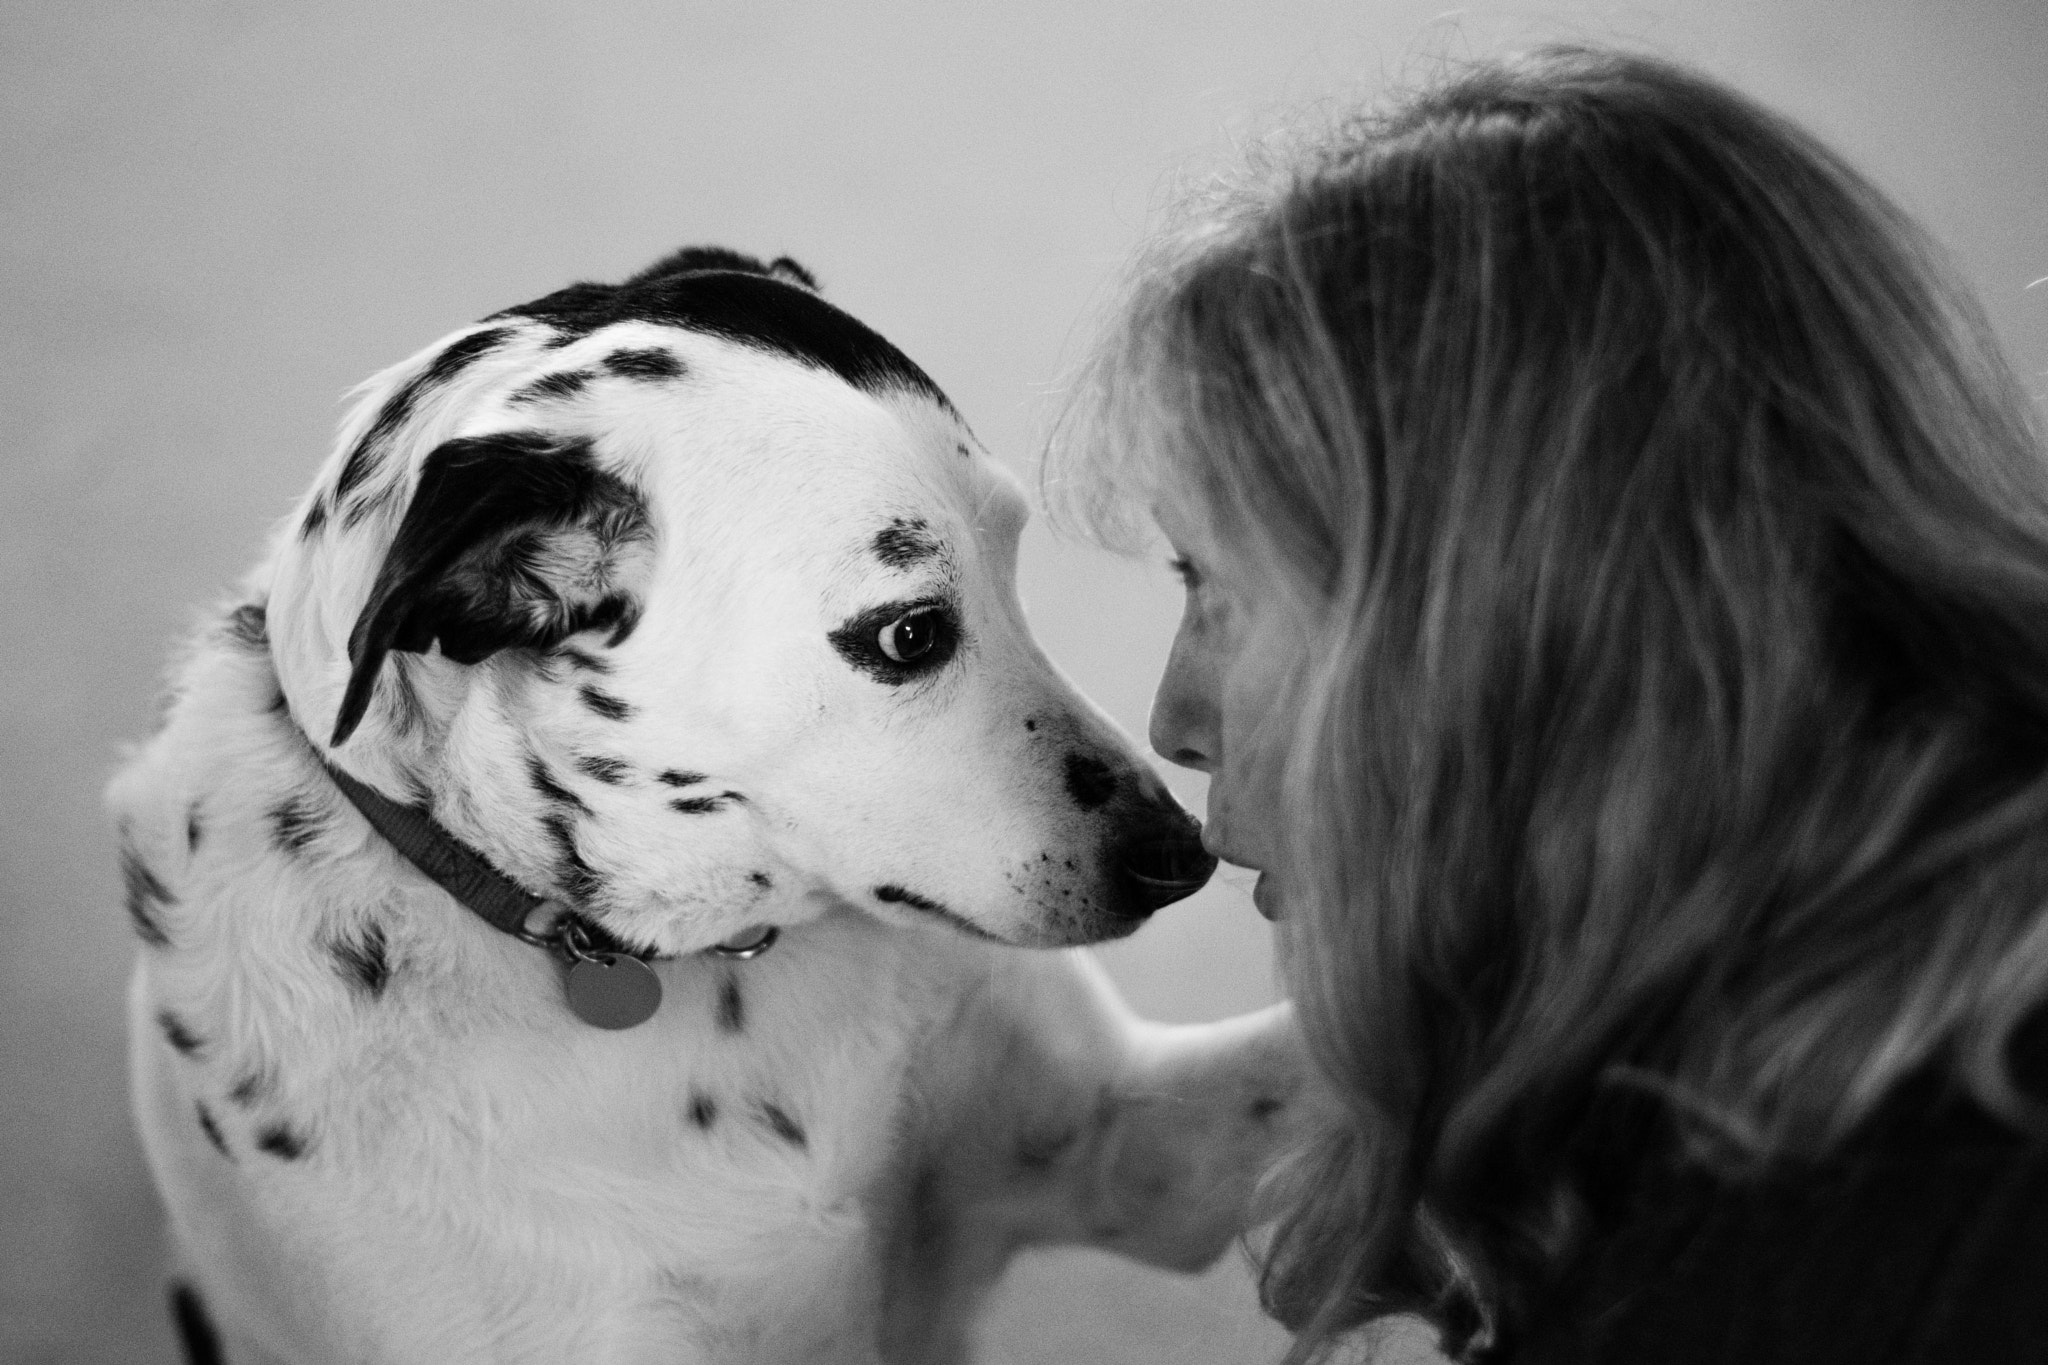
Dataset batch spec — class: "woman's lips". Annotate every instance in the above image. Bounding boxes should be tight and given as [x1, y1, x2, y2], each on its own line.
[1204, 834, 1280, 921]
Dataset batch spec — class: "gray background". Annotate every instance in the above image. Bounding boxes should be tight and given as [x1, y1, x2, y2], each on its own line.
[4, 2, 2044, 1361]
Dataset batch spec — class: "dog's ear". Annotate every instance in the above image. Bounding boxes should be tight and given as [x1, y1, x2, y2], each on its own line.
[330, 431, 652, 746]
[620, 246, 820, 293]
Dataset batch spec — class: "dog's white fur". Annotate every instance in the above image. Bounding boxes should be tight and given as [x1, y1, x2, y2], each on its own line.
[112, 263, 1317, 1364]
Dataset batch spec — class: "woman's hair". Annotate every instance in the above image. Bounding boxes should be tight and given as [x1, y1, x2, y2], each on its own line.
[1049, 45, 2048, 1361]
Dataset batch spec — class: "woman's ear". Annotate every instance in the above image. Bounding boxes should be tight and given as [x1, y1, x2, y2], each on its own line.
[330, 430, 652, 746]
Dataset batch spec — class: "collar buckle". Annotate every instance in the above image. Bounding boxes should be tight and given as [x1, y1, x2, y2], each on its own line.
[709, 925, 779, 959]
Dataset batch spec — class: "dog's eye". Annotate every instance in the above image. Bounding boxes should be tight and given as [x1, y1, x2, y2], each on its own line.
[878, 608, 942, 664]
[828, 599, 962, 684]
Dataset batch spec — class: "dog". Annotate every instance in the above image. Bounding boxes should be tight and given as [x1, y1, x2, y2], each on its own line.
[110, 247, 1317, 1364]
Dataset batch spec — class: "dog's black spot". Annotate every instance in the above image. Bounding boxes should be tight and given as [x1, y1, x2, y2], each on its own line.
[1063, 753, 1117, 810]
[528, 753, 591, 814]
[670, 792, 741, 815]
[604, 347, 686, 380]
[228, 1072, 269, 1108]
[749, 871, 773, 890]
[871, 518, 941, 570]
[157, 1009, 204, 1057]
[579, 685, 634, 721]
[494, 250, 955, 417]
[169, 1280, 226, 1365]
[559, 646, 612, 674]
[425, 326, 517, 382]
[1249, 1097, 1285, 1122]
[223, 600, 268, 652]
[758, 1101, 808, 1150]
[658, 769, 708, 787]
[569, 597, 638, 653]
[335, 325, 511, 501]
[541, 813, 603, 903]
[270, 797, 326, 857]
[688, 1091, 718, 1129]
[874, 885, 1001, 941]
[299, 496, 329, 541]
[511, 368, 593, 404]
[717, 974, 745, 1034]
[1014, 1126, 1078, 1174]
[256, 1122, 309, 1160]
[185, 804, 203, 853]
[331, 921, 391, 997]
[576, 754, 630, 785]
[346, 483, 403, 529]
[874, 883, 943, 914]
[1023, 718, 1037, 733]
[196, 1102, 231, 1159]
[121, 844, 175, 948]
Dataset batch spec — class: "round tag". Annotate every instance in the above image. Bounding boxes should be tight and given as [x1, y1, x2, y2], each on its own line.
[564, 952, 663, 1030]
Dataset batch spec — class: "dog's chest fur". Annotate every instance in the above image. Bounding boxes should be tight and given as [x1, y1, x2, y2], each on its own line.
[120, 629, 999, 1362]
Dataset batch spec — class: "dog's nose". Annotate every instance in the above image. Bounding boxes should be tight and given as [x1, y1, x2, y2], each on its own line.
[1116, 829, 1219, 913]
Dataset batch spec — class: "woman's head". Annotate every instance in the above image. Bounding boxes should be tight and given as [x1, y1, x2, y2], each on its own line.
[1053, 45, 2048, 1356]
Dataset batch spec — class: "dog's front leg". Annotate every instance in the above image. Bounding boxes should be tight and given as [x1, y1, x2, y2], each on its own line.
[936, 949, 1328, 1274]
[875, 949, 1327, 1361]
[1065, 995, 1320, 1272]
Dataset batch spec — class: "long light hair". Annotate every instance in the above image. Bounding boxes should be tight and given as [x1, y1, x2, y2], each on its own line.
[1049, 46, 2048, 1360]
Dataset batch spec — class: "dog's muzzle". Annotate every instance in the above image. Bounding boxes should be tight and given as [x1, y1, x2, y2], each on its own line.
[1115, 824, 1219, 915]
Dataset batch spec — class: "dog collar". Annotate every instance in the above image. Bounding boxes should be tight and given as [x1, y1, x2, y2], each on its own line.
[319, 758, 776, 1030]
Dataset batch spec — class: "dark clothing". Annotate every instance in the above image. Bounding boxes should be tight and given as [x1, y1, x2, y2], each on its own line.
[1516, 1046, 2048, 1363]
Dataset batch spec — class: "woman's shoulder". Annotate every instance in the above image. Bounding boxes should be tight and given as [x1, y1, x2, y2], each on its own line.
[1518, 1056, 2048, 1364]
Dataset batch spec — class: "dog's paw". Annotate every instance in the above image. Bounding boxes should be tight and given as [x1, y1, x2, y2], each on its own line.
[1080, 1003, 1327, 1271]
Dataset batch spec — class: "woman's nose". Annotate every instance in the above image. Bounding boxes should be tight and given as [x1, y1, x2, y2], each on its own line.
[1149, 630, 1218, 773]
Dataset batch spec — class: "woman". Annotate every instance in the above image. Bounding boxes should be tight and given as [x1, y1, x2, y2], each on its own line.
[1050, 46, 2048, 1364]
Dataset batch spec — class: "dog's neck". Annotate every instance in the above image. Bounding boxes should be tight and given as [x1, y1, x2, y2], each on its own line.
[305, 720, 777, 1031]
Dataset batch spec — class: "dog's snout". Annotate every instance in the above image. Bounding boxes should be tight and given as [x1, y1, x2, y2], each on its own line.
[1116, 823, 1218, 914]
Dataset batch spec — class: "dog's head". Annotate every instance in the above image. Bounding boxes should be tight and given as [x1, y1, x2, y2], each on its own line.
[268, 248, 1213, 953]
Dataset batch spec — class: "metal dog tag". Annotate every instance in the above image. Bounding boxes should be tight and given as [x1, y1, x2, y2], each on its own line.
[564, 953, 663, 1030]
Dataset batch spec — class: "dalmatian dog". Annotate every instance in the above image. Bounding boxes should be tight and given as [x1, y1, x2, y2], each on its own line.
[110, 248, 1317, 1365]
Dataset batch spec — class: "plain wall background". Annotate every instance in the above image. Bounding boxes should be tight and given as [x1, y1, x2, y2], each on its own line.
[4, 2, 2043, 1361]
